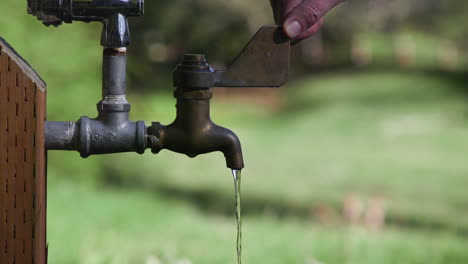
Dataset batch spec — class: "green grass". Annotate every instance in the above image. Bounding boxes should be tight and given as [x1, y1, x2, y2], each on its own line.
[48, 183, 468, 264]
[46, 69, 468, 263]
[73, 70, 468, 232]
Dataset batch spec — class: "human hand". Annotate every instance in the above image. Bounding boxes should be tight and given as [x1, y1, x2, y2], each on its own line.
[270, 0, 344, 40]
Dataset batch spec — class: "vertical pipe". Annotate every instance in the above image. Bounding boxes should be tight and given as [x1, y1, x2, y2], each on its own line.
[102, 47, 127, 98]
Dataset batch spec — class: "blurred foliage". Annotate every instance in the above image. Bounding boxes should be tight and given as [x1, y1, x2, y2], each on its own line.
[125, 0, 468, 91]
[128, 0, 268, 91]
[107, 70, 468, 232]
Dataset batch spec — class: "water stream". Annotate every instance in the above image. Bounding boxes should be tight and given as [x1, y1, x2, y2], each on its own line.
[232, 169, 242, 264]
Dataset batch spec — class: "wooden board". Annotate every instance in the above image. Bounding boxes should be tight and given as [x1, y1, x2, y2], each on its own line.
[0, 38, 47, 264]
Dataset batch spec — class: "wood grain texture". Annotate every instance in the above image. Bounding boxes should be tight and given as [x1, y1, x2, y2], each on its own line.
[0, 38, 47, 264]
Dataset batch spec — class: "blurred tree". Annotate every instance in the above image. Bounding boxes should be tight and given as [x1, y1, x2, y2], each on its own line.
[127, 0, 468, 91]
[128, 0, 270, 91]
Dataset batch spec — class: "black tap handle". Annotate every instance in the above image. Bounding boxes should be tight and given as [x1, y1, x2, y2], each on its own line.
[101, 13, 131, 47]
[27, 0, 144, 47]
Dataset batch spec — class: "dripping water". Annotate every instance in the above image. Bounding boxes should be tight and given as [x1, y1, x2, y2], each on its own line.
[232, 169, 242, 264]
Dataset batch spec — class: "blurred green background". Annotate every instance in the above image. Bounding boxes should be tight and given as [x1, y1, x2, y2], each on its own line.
[2, 0, 468, 263]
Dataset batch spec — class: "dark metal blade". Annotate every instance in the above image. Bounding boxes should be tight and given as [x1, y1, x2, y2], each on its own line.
[215, 25, 290, 88]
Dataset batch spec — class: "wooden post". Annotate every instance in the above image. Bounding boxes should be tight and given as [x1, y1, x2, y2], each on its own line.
[0, 38, 47, 264]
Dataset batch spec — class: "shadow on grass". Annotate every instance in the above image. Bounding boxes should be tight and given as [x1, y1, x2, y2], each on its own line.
[104, 67, 468, 236]
[103, 166, 468, 238]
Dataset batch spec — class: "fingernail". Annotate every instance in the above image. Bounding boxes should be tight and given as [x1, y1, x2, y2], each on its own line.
[285, 20, 302, 38]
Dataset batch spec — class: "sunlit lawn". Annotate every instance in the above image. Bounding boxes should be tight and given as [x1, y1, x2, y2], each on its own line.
[48, 70, 468, 263]
[48, 183, 468, 264]
[97, 70, 468, 231]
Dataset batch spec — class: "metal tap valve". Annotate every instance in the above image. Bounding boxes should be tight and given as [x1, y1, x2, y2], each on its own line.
[148, 26, 291, 170]
[27, 0, 144, 47]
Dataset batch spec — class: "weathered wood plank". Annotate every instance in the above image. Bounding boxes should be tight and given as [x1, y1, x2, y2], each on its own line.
[34, 85, 47, 264]
[0, 43, 9, 264]
[0, 37, 47, 264]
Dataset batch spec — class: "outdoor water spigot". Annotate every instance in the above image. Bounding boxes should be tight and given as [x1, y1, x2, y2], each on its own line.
[148, 26, 290, 170]
[27, 0, 144, 47]
[148, 55, 245, 170]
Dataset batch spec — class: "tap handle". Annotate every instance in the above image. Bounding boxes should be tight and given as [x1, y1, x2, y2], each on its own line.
[27, 0, 144, 47]
[214, 25, 290, 88]
[101, 13, 131, 47]
[173, 26, 290, 90]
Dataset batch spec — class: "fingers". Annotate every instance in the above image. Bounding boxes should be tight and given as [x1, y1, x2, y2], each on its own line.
[290, 18, 324, 45]
[295, 18, 324, 40]
[283, 0, 343, 39]
[270, 0, 303, 24]
[281, 0, 304, 20]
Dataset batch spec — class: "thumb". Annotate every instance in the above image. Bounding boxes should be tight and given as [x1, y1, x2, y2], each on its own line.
[283, 0, 343, 38]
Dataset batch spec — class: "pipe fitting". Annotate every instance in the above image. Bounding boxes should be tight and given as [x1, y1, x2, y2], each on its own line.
[28, 0, 144, 47]
[45, 116, 146, 157]
[28, 0, 144, 26]
[45, 46, 147, 156]
[78, 116, 146, 157]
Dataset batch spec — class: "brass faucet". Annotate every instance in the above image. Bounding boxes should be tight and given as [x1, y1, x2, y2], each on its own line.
[148, 26, 290, 170]
[148, 55, 244, 169]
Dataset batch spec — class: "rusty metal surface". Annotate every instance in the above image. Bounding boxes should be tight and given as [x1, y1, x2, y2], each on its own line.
[0, 38, 47, 264]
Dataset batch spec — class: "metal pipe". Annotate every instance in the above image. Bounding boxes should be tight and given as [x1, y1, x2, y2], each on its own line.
[45, 47, 147, 156]
[102, 47, 127, 97]
[44, 121, 79, 150]
[27, 0, 144, 25]
[27, 0, 143, 46]
[69, 0, 143, 18]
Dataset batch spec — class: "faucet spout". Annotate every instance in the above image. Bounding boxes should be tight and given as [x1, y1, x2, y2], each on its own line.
[148, 89, 244, 170]
[211, 126, 244, 170]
